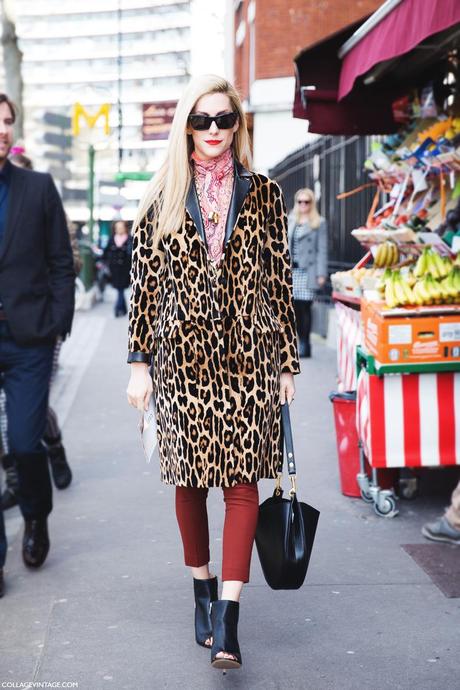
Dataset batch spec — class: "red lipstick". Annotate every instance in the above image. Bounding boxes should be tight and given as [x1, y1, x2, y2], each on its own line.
[205, 140, 222, 145]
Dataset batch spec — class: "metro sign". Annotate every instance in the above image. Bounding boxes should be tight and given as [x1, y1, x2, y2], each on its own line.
[72, 102, 111, 136]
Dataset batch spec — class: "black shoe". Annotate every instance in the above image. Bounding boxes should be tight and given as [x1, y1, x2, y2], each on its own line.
[0, 568, 4, 597]
[1, 454, 19, 510]
[211, 600, 242, 670]
[22, 519, 50, 568]
[1, 486, 18, 511]
[48, 444, 72, 490]
[194, 576, 218, 648]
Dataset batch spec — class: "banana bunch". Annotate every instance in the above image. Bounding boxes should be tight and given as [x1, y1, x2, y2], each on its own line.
[440, 267, 460, 302]
[383, 266, 460, 308]
[384, 270, 415, 308]
[412, 273, 458, 305]
[413, 248, 452, 279]
[374, 241, 399, 268]
[376, 267, 393, 294]
[412, 275, 440, 306]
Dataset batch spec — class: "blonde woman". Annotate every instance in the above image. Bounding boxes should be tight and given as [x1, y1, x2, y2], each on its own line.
[288, 188, 328, 358]
[126, 75, 299, 670]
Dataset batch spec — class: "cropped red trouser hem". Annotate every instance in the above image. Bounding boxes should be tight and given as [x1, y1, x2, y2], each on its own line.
[175, 482, 259, 584]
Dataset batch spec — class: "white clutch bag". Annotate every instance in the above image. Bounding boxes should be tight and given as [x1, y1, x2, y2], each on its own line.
[139, 396, 158, 464]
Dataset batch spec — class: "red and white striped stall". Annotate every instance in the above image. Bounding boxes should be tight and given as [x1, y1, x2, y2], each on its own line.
[334, 298, 361, 392]
[357, 369, 460, 468]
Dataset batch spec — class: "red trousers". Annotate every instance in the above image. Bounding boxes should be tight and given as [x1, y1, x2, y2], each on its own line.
[175, 482, 259, 583]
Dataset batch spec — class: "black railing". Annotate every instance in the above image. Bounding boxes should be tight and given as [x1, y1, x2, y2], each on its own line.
[269, 135, 378, 271]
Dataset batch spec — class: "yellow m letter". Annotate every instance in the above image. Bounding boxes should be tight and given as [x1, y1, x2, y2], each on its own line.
[72, 103, 111, 136]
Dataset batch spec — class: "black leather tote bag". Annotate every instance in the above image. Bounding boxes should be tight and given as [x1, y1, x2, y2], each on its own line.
[255, 403, 320, 590]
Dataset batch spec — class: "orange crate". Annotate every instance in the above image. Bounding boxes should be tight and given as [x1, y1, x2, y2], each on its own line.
[361, 299, 460, 365]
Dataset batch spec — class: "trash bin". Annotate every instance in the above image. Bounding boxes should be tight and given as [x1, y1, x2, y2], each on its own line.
[329, 390, 396, 497]
[329, 391, 362, 497]
[78, 240, 95, 291]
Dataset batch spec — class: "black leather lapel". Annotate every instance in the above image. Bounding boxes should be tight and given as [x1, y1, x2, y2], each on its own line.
[0, 164, 27, 263]
[185, 178, 207, 249]
[224, 160, 252, 246]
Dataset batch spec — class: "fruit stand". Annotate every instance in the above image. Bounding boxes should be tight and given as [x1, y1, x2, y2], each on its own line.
[330, 99, 460, 516]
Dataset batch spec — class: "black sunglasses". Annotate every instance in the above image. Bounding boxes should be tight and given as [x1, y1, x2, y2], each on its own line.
[297, 199, 312, 205]
[188, 111, 238, 131]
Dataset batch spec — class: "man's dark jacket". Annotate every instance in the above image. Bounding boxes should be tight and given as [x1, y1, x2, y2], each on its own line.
[0, 163, 75, 345]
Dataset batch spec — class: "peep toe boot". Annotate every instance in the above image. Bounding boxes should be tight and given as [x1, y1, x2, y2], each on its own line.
[194, 576, 218, 648]
[210, 600, 242, 670]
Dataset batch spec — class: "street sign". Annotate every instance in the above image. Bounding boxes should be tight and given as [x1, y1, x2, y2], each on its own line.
[114, 171, 153, 182]
[142, 101, 177, 141]
[72, 103, 110, 136]
[62, 187, 87, 201]
[43, 112, 72, 129]
[44, 132, 72, 148]
[44, 150, 73, 163]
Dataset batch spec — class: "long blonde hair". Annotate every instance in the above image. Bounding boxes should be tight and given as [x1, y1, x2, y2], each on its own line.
[133, 74, 252, 248]
[294, 188, 322, 229]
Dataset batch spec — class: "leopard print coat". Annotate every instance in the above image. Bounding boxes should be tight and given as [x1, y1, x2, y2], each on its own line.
[128, 161, 300, 488]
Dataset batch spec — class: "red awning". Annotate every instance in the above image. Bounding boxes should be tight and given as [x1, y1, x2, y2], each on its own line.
[294, 0, 460, 135]
[339, 0, 460, 100]
[293, 18, 401, 135]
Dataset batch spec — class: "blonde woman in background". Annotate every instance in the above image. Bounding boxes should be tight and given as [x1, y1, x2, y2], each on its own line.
[288, 188, 328, 358]
[126, 74, 299, 670]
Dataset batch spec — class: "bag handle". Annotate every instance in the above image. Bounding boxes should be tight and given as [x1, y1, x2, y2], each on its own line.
[281, 403, 296, 476]
[275, 403, 297, 496]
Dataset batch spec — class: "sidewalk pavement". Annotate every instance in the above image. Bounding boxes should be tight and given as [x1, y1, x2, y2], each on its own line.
[1, 297, 459, 690]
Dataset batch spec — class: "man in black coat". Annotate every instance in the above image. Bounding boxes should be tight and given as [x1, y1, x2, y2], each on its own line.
[0, 94, 75, 596]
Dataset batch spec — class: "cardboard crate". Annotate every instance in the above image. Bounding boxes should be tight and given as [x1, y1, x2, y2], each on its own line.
[361, 299, 460, 365]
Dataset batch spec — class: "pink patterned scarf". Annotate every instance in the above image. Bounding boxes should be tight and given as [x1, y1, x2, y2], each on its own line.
[192, 147, 234, 263]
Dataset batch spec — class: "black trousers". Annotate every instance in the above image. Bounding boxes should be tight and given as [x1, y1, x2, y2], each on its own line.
[0, 321, 54, 568]
[293, 299, 312, 357]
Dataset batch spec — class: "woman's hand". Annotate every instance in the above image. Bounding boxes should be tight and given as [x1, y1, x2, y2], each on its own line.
[127, 362, 153, 411]
[280, 372, 295, 405]
[317, 275, 326, 288]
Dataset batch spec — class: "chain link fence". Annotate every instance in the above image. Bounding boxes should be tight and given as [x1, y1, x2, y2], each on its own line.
[269, 134, 379, 272]
[269, 134, 380, 337]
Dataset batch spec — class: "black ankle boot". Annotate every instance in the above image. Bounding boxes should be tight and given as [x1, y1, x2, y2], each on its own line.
[22, 518, 50, 568]
[194, 576, 218, 647]
[48, 443, 72, 490]
[210, 600, 242, 669]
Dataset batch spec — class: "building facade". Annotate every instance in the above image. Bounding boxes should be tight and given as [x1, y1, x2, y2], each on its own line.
[231, 0, 382, 173]
[10, 0, 224, 221]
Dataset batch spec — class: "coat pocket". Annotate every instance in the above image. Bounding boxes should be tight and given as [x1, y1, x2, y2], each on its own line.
[152, 321, 198, 397]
